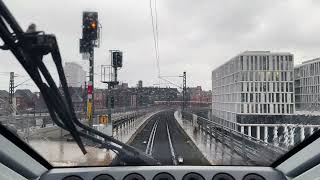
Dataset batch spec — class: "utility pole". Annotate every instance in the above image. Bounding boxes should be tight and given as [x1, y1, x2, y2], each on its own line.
[83, 80, 87, 114]
[8, 72, 17, 116]
[87, 47, 94, 127]
[9, 72, 14, 105]
[7, 72, 15, 126]
[182, 71, 187, 111]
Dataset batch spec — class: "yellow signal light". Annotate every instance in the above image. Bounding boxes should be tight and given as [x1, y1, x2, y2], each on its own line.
[90, 22, 97, 29]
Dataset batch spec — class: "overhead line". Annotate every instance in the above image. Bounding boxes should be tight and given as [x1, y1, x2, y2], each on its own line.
[159, 77, 182, 89]
[149, 0, 183, 90]
[154, 0, 160, 74]
[149, 0, 160, 77]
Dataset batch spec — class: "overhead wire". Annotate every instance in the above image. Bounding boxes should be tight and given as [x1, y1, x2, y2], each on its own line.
[154, 0, 160, 76]
[149, 0, 160, 78]
[149, 0, 183, 90]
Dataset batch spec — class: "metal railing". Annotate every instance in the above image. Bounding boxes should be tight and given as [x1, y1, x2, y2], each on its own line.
[182, 111, 288, 165]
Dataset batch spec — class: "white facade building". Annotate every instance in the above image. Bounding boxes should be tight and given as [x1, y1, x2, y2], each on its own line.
[64, 62, 86, 87]
[212, 51, 295, 128]
[295, 58, 320, 112]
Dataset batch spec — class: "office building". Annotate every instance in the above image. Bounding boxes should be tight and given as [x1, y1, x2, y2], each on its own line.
[212, 51, 295, 128]
[294, 58, 320, 112]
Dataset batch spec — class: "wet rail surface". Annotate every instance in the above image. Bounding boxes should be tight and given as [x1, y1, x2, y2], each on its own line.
[129, 110, 209, 165]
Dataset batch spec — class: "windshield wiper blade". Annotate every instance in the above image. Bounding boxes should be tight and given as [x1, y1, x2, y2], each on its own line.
[0, 0, 159, 165]
[42, 86, 158, 165]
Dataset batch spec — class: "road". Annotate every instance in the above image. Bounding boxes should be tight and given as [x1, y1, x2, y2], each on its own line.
[129, 110, 209, 165]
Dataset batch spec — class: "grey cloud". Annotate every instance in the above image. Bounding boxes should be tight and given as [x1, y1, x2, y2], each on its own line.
[2, 0, 320, 91]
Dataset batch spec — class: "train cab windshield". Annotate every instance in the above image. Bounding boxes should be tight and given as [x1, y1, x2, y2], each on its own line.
[0, 0, 320, 170]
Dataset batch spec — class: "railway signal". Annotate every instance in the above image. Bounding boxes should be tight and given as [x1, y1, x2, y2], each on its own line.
[79, 11, 101, 128]
[112, 51, 123, 68]
[82, 12, 98, 41]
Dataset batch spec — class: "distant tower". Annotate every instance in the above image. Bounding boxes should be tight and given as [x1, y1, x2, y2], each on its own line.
[64, 62, 86, 87]
[138, 80, 143, 88]
[26, 23, 36, 33]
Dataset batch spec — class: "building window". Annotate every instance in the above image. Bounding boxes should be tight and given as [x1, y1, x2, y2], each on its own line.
[255, 56, 258, 70]
[263, 82, 267, 92]
[256, 72, 260, 81]
[269, 93, 272, 102]
[241, 93, 245, 102]
[285, 94, 288, 103]
[289, 83, 293, 92]
[251, 56, 254, 70]
[250, 93, 254, 102]
[246, 56, 249, 70]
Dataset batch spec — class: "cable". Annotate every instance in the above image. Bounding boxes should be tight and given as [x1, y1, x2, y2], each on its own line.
[149, 0, 184, 90]
[159, 77, 182, 89]
[149, 0, 160, 77]
[14, 78, 32, 88]
[154, 0, 160, 76]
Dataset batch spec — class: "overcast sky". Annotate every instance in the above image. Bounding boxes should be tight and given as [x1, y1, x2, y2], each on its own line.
[1, 0, 320, 91]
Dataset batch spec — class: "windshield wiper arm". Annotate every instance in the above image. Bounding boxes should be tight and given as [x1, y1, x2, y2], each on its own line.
[0, 0, 159, 165]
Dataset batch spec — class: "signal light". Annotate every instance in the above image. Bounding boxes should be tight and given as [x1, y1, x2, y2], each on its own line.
[112, 51, 123, 68]
[90, 22, 97, 30]
[82, 12, 98, 41]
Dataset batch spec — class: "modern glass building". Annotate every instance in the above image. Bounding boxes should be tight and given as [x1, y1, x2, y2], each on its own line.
[212, 51, 295, 128]
[294, 58, 320, 112]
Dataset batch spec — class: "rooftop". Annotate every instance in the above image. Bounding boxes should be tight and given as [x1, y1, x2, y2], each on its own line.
[212, 50, 293, 73]
[294, 57, 320, 68]
[240, 51, 292, 55]
[302, 57, 320, 64]
[0, 90, 9, 98]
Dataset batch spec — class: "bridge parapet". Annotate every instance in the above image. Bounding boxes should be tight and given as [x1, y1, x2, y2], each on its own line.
[181, 111, 292, 165]
[237, 123, 320, 148]
[186, 108, 320, 148]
